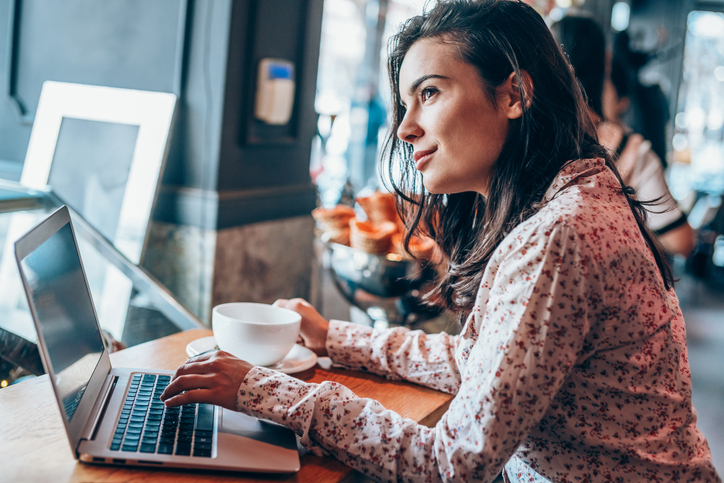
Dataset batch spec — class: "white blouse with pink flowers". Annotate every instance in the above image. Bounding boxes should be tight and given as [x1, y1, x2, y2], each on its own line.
[236, 158, 721, 483]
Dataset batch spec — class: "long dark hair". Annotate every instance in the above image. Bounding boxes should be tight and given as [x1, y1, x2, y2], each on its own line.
[382, 0, 673, 317]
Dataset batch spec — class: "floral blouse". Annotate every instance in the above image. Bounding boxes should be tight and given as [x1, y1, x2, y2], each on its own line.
[236, 158, 721, 483]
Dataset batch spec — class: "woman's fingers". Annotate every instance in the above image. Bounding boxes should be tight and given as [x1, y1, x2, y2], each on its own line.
[274, 298, 329, 356]
[162, 388, 221, 408]
[172, 354, 221, 378]
[160, 373, 215, 402]
[161, 350, 254, 411]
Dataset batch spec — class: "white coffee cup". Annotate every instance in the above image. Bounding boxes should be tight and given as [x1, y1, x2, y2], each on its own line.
[212, 302, 302, 367]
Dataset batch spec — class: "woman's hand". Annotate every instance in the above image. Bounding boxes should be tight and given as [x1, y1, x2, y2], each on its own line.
[160, 350, 253, 411]
[274, 298, 329, 357]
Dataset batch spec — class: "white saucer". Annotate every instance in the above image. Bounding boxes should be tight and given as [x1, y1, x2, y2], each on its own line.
[185, 336, 318, 375]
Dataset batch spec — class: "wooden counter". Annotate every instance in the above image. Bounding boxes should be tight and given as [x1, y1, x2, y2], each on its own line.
[0, 329, 452, 482]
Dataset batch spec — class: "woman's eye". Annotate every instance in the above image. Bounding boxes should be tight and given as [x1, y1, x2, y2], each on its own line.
[421, 87, 437, 102]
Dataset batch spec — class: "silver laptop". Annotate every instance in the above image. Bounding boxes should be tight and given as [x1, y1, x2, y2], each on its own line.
[14, 205, 300, 474]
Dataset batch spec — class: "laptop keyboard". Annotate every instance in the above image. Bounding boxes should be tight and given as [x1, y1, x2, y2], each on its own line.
[110, 374, 214, 457]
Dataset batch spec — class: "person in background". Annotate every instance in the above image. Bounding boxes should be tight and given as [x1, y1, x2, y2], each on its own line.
[552, 15, 696, 258]
[162, 2, 720, 481]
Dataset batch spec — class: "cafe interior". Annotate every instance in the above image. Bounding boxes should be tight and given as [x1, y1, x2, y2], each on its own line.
[0, 0, 722, 480]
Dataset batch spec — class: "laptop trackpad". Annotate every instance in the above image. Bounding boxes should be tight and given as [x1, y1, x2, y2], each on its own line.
[216, 408, 300, 472]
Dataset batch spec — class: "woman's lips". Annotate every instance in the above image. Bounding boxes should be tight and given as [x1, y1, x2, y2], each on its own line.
[413, 148, 436, 170]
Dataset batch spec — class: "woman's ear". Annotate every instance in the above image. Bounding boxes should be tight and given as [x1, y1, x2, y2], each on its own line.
[498, 70, 533, 120]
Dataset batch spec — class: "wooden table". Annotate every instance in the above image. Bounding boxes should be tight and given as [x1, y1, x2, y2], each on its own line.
[0, 329, 453, 482]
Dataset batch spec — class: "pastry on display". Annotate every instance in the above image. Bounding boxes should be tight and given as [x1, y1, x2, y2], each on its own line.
[349, 219, 397, 254]
[356, 191, 399, 226]
[312, 205, 355, 245]
[314, 191, 438, 261]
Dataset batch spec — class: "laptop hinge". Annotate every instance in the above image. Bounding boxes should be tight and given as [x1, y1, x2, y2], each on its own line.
[79, 375, 118, 447]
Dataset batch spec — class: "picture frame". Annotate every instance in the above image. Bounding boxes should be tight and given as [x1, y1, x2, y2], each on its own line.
[20, 81, 177, 264]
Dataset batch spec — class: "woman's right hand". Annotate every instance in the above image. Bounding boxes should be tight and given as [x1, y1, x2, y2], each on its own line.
[273, 298, 329, 357]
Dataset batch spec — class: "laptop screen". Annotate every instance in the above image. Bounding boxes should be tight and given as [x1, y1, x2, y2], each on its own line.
[19, 221, 105, 422]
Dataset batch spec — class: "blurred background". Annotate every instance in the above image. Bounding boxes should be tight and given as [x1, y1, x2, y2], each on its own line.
[0, 0, 721, 473]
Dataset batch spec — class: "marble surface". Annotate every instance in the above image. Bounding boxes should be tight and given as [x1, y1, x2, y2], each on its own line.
[143, 221, 216, 323]
[143, 216, 315, 324]
[211, 215, 315, 310]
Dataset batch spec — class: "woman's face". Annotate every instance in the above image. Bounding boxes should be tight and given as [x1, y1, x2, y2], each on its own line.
[397, 38, 512, 196]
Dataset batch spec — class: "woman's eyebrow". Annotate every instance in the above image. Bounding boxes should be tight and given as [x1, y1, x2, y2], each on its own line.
[407, 74, 448, 97]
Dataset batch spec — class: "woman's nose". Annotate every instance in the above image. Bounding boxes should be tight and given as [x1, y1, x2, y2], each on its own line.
[397, 110, 422, 144]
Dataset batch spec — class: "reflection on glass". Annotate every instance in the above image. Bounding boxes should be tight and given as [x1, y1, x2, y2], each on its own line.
[0, 209, 55, 343]
[19, 223, 105, 421]
[0, 208, 132, 343]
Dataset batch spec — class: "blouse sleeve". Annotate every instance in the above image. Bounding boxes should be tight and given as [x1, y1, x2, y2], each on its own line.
[236, 223, 593, 482]
[324, 320, 463, 394]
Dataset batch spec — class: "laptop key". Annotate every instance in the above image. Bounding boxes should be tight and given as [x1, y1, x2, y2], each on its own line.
[157, 443, 173, 454]
[193, 448, 212, 457]
[196, 404, 214, 432]
[175, 443, 191, 456]
[110, 443, 121, 451]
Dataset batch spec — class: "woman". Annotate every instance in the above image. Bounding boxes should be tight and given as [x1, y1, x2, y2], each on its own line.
[161, 1, 720, 481]
[551, 15, 696, 258]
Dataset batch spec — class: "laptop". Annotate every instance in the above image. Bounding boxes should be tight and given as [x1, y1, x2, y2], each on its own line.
[14, 205, 300, 473]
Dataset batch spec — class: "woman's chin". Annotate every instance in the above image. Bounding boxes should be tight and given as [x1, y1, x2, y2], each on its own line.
[422, 179, 464, 196]
[421, 178, 445, 195]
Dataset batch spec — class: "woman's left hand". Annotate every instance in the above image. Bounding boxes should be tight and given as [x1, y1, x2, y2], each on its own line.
[160, 350, 253, 411]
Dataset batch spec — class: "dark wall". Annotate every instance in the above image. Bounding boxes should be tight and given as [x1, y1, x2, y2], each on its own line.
[214, 0, 323, 229]
[0, 0, 323, 230]
[0, 0, 188, 177]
